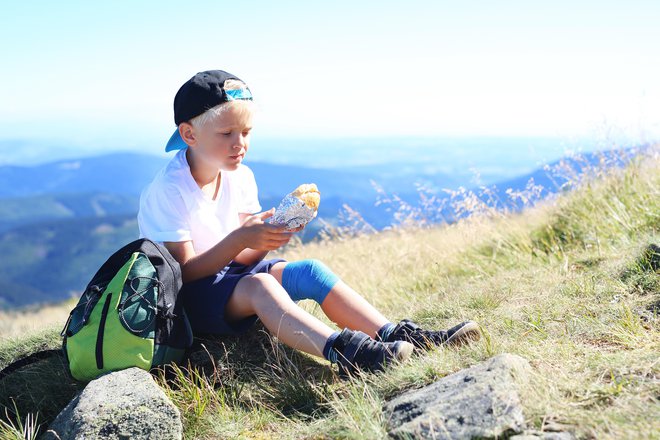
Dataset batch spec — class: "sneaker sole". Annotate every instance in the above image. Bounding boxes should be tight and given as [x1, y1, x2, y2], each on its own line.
[445, 321, 481, 346]
[391, 341, 415, 362]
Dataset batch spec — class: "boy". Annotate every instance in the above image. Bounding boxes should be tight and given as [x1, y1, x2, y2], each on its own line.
[138, 70, 480, 375]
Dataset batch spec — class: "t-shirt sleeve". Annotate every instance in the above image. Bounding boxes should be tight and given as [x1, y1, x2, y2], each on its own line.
[138, 182, 192, 243]
[236, 165, 262, 214]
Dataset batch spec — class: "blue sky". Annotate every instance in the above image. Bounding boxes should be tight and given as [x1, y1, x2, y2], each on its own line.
[1, 0, 659, 156]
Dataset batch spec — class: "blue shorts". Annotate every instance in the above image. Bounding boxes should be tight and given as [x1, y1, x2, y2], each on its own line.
[181, 258, 286, 335]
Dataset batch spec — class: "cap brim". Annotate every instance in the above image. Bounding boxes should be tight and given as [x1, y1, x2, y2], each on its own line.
[165, 129, 188, 152]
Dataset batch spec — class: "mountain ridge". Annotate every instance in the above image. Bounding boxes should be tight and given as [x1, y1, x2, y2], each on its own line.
[0, 146, 642, 309]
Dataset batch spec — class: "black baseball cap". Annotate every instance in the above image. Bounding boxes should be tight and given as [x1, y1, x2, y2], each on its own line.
[165, 70, 253, 152]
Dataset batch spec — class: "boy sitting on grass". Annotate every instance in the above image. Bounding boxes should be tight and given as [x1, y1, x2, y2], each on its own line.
[137, 70, 481, 375]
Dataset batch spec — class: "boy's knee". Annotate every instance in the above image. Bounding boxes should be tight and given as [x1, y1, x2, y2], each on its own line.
[243, 273, 289, 302]
[281, 259, 340, 304]
[244, 273, 278, 292]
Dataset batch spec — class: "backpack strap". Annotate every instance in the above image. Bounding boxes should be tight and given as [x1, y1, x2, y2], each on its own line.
[0, 349, 63, 381]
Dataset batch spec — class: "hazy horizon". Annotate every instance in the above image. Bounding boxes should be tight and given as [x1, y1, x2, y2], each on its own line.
[3, 1, 659, 155]
[1, 134, 640, 189]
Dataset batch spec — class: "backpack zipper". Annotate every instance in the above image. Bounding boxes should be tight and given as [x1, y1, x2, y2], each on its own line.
[95, 292, 113, 370]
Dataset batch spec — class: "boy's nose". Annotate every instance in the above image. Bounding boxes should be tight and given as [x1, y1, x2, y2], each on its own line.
[236, 133, 248, 147]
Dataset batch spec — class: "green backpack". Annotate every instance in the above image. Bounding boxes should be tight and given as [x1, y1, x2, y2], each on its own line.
[60, 239, 193, 382]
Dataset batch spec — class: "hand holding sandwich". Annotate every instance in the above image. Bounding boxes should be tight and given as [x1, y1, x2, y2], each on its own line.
[235, 183, 320, 253]
[237, 208, 295, 251]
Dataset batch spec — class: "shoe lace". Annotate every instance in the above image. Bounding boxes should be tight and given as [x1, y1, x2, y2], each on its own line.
[414, 328, 448, 345]
[353, 338, 386, 368]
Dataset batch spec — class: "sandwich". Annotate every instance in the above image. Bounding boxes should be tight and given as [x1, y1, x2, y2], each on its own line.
[270, 183, 321, 229]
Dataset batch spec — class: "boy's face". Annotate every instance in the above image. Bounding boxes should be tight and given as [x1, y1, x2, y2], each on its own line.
[186, 104, 253, 171]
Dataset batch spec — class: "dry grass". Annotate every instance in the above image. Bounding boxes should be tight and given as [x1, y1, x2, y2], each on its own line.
[1, 146, 659, 439]
[0, 299, 75, 343]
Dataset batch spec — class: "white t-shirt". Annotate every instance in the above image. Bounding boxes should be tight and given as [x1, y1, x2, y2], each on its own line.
[137, 148, 261, 255]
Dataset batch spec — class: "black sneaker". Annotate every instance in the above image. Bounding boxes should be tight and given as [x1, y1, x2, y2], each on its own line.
[385, 319, 481, 350]
[332, 328, 414, 376]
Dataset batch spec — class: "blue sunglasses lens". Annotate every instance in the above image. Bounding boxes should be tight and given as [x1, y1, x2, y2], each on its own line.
[225, 88, 253, 100]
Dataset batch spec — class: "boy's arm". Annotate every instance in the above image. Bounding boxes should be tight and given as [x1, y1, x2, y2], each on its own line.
[233, 248, 270, 265]
[164, 231, 245, 283]
[232, 213, 306, 265]
[165, 210, 293, 283]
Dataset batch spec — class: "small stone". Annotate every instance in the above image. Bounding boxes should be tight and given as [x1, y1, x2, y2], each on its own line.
[43, 368, 182, 440]
[542, 432, 575, 440]
[511, 431, 575, 440]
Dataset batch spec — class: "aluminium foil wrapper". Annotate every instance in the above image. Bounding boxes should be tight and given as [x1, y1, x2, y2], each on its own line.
[269, 193, 317, 230]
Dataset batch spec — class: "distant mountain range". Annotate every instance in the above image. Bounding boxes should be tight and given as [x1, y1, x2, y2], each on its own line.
[0, 152, 463, 200]
[0, 151, 466, 234]
[0, 147, 640, 309]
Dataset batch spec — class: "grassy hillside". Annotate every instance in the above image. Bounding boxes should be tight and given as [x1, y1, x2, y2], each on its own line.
[0, 147, 658, 439]
[0, 192, 139, 233]
[0, 215, 139, 308]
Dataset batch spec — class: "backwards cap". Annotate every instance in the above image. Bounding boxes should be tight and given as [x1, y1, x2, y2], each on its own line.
[165, 70, 253, 152]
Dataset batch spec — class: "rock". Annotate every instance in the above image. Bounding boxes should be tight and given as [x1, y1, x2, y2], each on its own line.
[383, 353, 532, 440]
[542, 433, 575, 440]
[43, 368, 182, 440]
[510, 432, 575, 440]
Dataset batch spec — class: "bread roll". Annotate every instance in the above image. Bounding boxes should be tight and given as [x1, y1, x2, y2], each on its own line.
[291, 183, 320, 211]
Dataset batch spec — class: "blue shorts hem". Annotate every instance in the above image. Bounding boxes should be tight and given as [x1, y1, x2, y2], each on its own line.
[181, 258, 286, 336]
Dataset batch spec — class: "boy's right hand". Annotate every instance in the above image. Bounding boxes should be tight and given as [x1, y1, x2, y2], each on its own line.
[237, 208, 294, 251]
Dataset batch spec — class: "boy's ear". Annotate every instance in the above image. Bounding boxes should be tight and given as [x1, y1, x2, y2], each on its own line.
[179, 122, 196, 147]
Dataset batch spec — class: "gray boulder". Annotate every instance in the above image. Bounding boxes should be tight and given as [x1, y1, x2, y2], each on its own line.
[383, 353, 532, 439]
[510, 432, 575, 440]
[43, 367, 182, 440]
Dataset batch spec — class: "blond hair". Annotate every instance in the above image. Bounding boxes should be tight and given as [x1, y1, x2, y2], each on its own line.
[190, 79, 256, 128]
